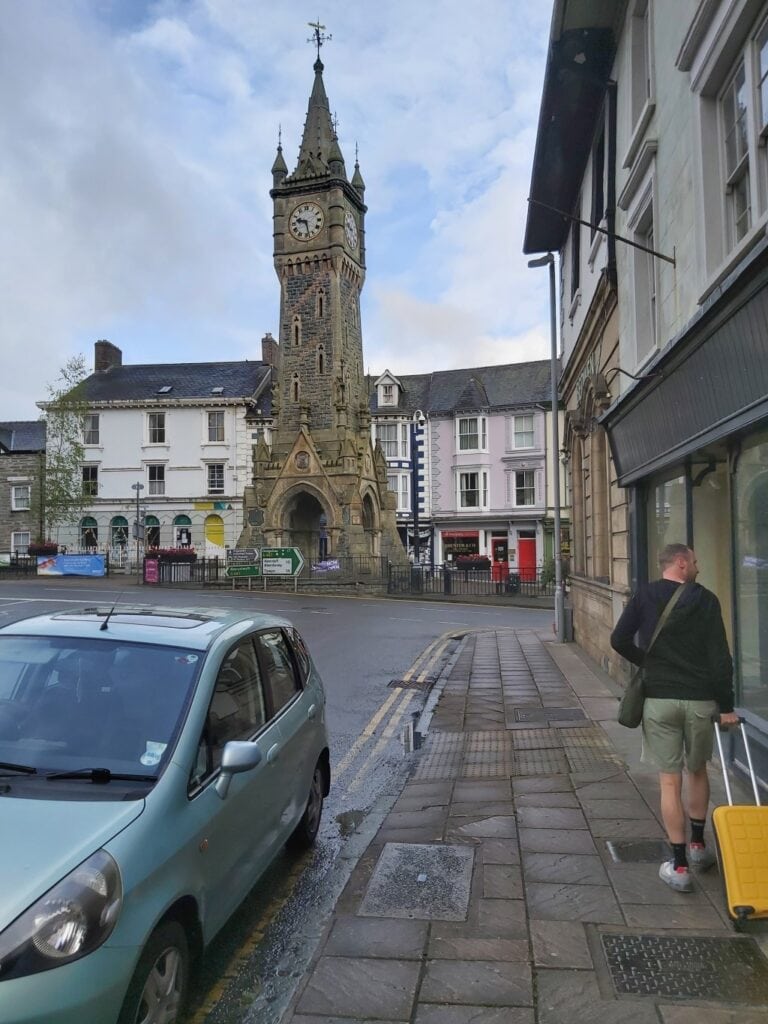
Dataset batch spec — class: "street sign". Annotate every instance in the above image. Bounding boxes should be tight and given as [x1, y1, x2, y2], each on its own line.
[225, 564, 262, 578]
[227, 548, 260, 565]
[261, 547, 305, 576]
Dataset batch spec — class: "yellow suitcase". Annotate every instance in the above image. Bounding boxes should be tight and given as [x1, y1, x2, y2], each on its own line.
[712, 720, 768, 925]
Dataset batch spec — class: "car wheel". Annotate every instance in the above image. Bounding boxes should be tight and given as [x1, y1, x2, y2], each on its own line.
[287, 763, 324, 850]
[118, 921, 190, 1024]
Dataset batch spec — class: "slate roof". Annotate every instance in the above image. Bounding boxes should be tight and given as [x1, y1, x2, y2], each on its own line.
[0, 420, 46, 452]
[80, 361, 271, 409]
[369, 360, 555, 416]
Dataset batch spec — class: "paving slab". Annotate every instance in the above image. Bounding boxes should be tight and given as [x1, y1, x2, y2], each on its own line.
[530, 919, 593, 968]
[480, 839, 520, 865]
[511, 775, 573, 794]
[414, 1007, 533, 1024]
[606, 863, 714, 905]
[293, 1018, 408, 1024]
[658, 1009, 768, 1024]
[516, 806, 589, 830]
[579, 798, 656, 820]
[359, 843, 474, 921]
[427, 935, 530, 961]
[324, 916, 428, 959]
[382, 807, 448, 830]
[518, 828, 598, 855]
[536, 968, 659, 1024]
[419, 959, 533, 1007]
[522, 852, 609, 886]
[588, 817, 666, 839]
[458, 816, 517, 839]
[449, 801, 516, 818]
[295, 956, 420, 1020]
[525, 882, 623, 923]
[482, 864, 524, 899]
[453, 780, 512, 802]
[514, 791, 580, 808]
[621, 902, 730, 929]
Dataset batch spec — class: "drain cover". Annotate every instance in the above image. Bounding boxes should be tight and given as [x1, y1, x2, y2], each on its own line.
[605, 840, 671, 863]
[388, 677, 434, 690]
[358, 843, 474, 921]
[601, 933, 768, 1003]
[514, 708, 586, 722]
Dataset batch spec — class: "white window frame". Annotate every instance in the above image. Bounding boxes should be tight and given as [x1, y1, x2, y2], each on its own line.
[401, 422, 409, 458]
[626, 168, 659, 369]
[11, 484, 31, 511]
[513, 470, 536, 507]
[513, 414, 535, 449]
[624, 0, 656, 168]
[457, 416, 487, 453]
[207, 463, 225, 495]
[147, 464, 166, 496]
[11, 531, 30, 555]
[381, 384, 395, 405]
[207, 410, 225, 443]
[83, 413, 100, 446]
[376, 422, 399, 458]
[147, 411, 167, 445]
[458, 469, 488, 510]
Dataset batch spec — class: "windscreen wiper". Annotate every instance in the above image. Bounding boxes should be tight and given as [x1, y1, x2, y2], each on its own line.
[45, 768, 158, 784]
[0, 761, 37, 775]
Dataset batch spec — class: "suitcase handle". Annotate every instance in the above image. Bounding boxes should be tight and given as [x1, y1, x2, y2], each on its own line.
[712, 717, 762, 807]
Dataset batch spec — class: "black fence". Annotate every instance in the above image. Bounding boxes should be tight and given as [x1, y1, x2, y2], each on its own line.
[388, 564, 556, 599]
[0, 554, 37, 577]
[143, 554, 389, 587]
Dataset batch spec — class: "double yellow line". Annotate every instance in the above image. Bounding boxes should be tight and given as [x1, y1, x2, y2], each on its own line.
[187, 630, 457, 1023]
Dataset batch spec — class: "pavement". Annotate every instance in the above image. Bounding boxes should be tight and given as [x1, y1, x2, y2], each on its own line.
[281, 628, 768, 1024]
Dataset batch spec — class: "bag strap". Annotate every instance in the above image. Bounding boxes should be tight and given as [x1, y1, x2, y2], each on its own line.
[646, 582, 690, 654]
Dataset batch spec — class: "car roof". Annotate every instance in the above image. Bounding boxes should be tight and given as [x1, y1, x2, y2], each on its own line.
[0, 605, 293, 651]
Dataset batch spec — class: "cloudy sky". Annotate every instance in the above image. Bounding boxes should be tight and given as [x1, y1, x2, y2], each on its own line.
[1, 0, 553, 420]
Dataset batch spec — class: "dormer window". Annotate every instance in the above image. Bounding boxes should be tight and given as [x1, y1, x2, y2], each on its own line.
[382, 384, 394, 403]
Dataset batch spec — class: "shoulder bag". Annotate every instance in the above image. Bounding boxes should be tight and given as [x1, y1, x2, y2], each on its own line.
[617, 583, 690, 728]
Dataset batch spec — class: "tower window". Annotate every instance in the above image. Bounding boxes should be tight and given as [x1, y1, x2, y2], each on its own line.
[317, 289, 325, 318]
[292, 315, 301, 346]
[318, 345, 325, 374]
[293, 374, 300, 402]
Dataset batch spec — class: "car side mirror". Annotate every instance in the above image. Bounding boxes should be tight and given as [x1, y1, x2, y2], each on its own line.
[215, 740, 262, 799]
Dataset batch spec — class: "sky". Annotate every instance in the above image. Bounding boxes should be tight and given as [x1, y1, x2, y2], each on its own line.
[0, 0, 553, 420]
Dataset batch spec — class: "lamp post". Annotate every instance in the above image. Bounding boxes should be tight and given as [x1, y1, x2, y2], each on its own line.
[131, 481, 144, 575]
[527, 252, 565, 642]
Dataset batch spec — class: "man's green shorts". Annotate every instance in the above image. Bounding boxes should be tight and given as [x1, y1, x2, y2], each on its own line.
[641, 698, 719, 773]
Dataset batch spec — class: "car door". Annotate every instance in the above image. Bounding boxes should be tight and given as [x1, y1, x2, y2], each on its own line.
[186, 636, 285, 939]
[255, 628, 317, 837]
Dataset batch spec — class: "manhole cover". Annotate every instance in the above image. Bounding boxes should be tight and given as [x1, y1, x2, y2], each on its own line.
[514, 707, 587, 722]
[605, 840, 671, 863]
[601, 933, 768, 1003]
[358, 843, 474, 921]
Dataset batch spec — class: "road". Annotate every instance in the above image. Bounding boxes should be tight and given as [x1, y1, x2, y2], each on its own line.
[0, 579, 552, 1022]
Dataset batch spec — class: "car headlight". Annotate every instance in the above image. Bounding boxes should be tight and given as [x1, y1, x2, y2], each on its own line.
[0, 850, 122, 980]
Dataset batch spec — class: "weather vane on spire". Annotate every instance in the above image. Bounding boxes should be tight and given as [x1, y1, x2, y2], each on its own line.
[307, 20, 332, 60]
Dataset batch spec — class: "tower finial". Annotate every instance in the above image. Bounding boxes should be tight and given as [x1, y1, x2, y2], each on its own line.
[307, 19, 332, 62]
[278, 123, 282, 148]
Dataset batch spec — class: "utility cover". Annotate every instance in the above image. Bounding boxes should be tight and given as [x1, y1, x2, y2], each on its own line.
[601, 933, 768, 1003]
[359, 843, 474, 921]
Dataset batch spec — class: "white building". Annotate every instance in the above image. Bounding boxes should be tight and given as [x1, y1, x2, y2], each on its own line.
[53, 340, 273, 564]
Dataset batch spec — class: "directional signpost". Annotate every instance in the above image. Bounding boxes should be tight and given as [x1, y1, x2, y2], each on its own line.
[261, 547, 305, 576]
[225, 548, 261, 584]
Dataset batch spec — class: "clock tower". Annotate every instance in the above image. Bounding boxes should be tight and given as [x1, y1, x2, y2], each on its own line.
[241, 43, 405, 564]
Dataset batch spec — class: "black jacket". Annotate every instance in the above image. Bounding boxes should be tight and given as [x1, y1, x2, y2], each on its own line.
[610, 579, 734, 712]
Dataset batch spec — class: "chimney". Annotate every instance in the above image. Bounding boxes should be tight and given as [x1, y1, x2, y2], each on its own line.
[94, 339, 122, 373]
[261, 332, 280, 368]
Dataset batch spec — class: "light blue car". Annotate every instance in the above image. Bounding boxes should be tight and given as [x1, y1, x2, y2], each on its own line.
[0, 605, 330, 1024]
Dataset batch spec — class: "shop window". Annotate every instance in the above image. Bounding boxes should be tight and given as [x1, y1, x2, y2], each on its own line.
[647, 471, 687, 574]
[442, 532, 479, 561]
[110, 515, 129, 548]
[734, 431, 768, 717]
[145, 515, 160, 548]
[691, 458, 732, 648]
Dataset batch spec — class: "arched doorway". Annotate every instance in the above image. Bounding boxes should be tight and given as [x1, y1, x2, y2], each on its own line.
[284, 491, 326, 562]
[204, 514, 225, 556]
[173, 514, 192, 548]
[362, 492, 378, 556]
[80, 516, 98, 550]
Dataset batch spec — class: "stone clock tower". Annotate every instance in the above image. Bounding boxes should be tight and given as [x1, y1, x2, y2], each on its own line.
[241, 45, 405, 564]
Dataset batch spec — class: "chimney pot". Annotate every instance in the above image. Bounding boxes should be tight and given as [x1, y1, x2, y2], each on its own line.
[94, 339, 122, 373]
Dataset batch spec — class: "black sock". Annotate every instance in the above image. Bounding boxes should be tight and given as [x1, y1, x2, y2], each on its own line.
[690, 818, 706, 845]
[672, 842, 688, 870]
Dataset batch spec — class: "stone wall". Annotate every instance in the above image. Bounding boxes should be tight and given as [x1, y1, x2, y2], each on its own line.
[0, 451, 44, 550]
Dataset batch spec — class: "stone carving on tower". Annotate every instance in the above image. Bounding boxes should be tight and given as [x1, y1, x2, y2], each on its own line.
[240, 25, 406, 564]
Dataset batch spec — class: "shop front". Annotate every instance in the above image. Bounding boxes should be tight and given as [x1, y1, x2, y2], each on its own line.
[604, 244, 768, 783]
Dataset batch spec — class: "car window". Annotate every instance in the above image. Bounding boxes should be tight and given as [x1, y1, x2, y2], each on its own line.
[288, 628, 311, 683]
[0, 661, 26, 701]
[256, 630, 300, 715]
[206, 639, 266, 772]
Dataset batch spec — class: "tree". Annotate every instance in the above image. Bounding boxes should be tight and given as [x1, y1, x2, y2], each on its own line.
[39, 355, 90, 540]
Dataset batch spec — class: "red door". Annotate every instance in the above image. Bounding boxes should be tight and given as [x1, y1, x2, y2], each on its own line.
[518, 539, 536, 582]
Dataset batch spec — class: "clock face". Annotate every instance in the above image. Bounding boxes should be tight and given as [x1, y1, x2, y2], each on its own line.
[289, 202, 324, 240]
[344, 210, 359, 248]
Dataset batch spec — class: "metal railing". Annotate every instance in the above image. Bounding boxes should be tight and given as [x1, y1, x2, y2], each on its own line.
[0, 554, 37, 577]
[388, 564, 557, 599]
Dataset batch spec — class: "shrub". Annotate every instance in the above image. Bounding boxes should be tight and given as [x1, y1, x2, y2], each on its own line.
[28, 542, 59, 556]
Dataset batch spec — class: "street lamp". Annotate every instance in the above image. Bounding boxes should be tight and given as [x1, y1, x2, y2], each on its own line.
[131, 481, 144, 574]
[527, 252, 566, 642]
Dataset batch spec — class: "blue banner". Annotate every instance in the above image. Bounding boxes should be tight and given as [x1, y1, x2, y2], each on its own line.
[37, 554, 106, 577]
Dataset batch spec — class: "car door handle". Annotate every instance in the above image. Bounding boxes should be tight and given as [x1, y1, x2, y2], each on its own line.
[266, 744, 280, 764]
[307, 704, 317, 720]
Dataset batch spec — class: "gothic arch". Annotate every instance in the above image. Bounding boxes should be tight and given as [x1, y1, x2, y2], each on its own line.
[571, 435, 586, 574]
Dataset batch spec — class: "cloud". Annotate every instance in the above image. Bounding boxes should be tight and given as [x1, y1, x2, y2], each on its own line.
[0, 0, 552, 420]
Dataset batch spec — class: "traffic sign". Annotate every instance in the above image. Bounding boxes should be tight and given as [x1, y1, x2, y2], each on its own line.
[225, 564, 261, 578]
[261, 547, 305, 576]
[227, 548, 260, 565]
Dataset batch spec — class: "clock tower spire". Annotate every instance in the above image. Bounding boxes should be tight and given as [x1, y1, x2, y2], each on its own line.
[242, 41, 405, 565]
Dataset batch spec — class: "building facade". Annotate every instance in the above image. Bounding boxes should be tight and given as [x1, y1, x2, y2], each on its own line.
[52, 340, 271, 562]
[0, 421, 46, 555]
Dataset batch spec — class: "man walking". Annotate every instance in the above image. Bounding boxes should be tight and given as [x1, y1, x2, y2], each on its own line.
[611, 543, 739, 892]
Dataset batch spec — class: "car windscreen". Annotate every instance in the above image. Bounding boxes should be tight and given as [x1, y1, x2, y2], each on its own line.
[0, 635, 202, 777]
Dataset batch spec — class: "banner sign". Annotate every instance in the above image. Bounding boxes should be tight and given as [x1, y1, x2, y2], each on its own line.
[37, 554, 106, 577]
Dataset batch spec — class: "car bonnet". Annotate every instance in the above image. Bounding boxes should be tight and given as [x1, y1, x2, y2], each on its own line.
[0, 795, 144, 931]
